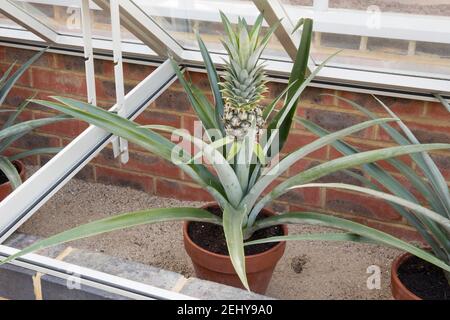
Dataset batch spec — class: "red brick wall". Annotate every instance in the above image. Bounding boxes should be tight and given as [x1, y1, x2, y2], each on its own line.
[2, 46, 449, 240]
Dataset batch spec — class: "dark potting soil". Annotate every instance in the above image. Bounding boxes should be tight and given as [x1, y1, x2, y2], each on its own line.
[188, 206, 284, 256]
[0, 162, 20, 184]
[397, 255, 450, 300]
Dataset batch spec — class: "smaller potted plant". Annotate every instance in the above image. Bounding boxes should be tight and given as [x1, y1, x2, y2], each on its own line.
[301, 93, 450, 300]
[1, 15, 449, 295]
[0, 49, 68, 201]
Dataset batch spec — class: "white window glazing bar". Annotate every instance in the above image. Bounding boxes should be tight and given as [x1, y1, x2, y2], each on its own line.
[0, 0, 58, 42]
[1, 1, 449, 96]
[313, 0, 328, 11]
[92, 0, 183, 60]
[0, 59, 177, 242]
[80, 0, 97, 106]
[13, 0, 101, 10]
[0, 245, 193, 300]
[252, 0, 315, 70]
[110, 0, 128, 164]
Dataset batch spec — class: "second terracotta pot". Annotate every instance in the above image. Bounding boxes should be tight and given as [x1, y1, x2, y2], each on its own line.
[183, 204, 287, 294]
[0, 160, 26, 202]
[391, 252, 421, 300]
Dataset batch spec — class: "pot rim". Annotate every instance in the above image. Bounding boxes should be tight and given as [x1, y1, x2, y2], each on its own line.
[0, 160, 25, 188]
[183, 203, 287, 261]
[391, 252, 422, 300]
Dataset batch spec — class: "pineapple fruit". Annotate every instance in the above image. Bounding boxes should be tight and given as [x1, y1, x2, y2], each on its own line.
[219, 13, 277, 140]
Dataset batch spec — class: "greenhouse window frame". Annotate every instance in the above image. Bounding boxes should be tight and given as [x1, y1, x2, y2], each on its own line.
[0, 0, 449, 97]
[0, 244, 193, 300]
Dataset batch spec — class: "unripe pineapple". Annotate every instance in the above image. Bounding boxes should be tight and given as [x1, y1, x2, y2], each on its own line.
[219, 13, 277, 140]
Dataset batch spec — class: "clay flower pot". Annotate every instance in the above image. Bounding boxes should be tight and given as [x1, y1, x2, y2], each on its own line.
[0, 160, 26, 202]
[183, 204, 287, 294]
[391, 252, 421, 300]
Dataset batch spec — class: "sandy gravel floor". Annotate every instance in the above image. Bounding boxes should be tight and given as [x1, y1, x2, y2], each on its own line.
[16, 173, 402, 299]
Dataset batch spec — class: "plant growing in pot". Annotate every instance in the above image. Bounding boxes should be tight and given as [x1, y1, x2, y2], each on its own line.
[0, 49, 67, 201]
[298, 95, 450, 299]
[1, 14, 449, 295]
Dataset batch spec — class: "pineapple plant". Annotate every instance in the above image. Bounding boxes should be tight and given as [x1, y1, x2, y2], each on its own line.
[220, 13, 277, 140]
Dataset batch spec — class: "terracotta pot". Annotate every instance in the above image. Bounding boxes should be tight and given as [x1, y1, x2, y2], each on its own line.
[0, 160, 26, 202]
[183, 203, 287, 294]
[391, 252, 421, 300]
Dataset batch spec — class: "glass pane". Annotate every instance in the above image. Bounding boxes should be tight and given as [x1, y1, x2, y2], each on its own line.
[132, 0, 290, 61]
[328, 0, 450, 16]
[10, 0, 139, 42]
[280, 0, 450, 79]
[280, 0, 313, 6]
[0, 13, 25, 29]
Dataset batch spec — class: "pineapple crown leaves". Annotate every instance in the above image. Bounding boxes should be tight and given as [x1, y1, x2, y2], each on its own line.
[219, 12, 279, 70]
[218, 12, 279, 109]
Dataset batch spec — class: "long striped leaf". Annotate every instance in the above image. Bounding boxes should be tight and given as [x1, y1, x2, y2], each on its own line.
[0, 132, 27, 154]
[246, 233, 373, 246]
[0, 98, 36, 152]
[244, 118, 397, 225]
[248, 143, 450, 221]
[222, 204, 249, 290]
[273, 51, 341, 131]
[0, 48, 46, 106]
[373, 95, 450, 218]
[2, 94, 35, 130]
[248, 212, 450, 272]
[143, 124, 243, 207]
[328, 93, 450, 218]
[0, 116, 69, 141]
[31, 98, 228, 204]
[298, 117, 449, 257]
[196, 32, 225, 135]
[0, 62, 16, 89]
[265, 18, 311, 153]
[8, 147, 62, 161]
[170, 59, 219, 134]
[289, 183, 450, 231]
[185, 136, 233, 164]
[262, 81, 297, 121]
[0, 207, 222, 266]
[0, 156, 21, 189]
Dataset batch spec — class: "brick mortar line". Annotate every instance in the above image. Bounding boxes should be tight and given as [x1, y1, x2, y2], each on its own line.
[5, 45, 448, 68]
[280, 197, 416, 230]
[306, 112, 450, 129]
[26, 128, 450, 158]
[0, 59, 155, 84]
[91, 158, 449, 189]
[27, 65, 147, 84]
[92, 164, 202, 188]
[6, 85, 446, 128]
[327, 211, 417, 231]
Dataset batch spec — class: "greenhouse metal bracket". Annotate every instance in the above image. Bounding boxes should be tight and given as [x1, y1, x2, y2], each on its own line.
[110, 0, 129, 164]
